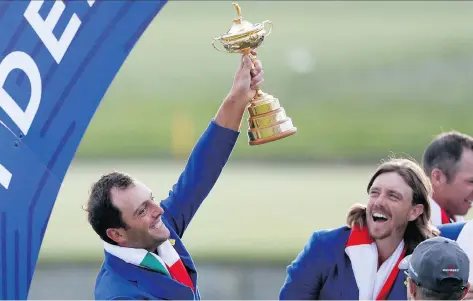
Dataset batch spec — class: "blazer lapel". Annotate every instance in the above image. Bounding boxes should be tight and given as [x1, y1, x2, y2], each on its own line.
[165, 220, 198, 286]
[339, 253, 361, 299]
[335, 228, 360, 300]
[179, 252, 198, 285]
[136, 271, 195, 300]
[105, 251, 196, 300]
[388, 272, 408, 300]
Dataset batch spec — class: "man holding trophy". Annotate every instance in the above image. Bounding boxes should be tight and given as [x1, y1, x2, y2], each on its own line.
[89, 54, 263, 300]
[86, 2, 291, 300]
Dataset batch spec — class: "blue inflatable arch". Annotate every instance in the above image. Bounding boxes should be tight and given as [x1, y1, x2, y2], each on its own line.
[0, 1, 168, 298]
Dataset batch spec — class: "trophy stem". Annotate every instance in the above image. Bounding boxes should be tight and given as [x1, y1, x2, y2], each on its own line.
[242, 50, 297, 145]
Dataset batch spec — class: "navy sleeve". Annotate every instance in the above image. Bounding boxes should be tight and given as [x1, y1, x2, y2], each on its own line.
[160, 120, 239, 237]
[279, 231, 328, 300]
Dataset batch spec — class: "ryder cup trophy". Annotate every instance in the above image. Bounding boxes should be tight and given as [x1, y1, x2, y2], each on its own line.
[212, 2, 297, 146]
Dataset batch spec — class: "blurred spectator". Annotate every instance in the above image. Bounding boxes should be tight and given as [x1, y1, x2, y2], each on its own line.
[422, 131, 473, 225]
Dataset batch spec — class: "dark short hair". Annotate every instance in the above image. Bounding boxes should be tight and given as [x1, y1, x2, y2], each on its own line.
[85, 171, 133, 245]
[417, 284, 466, 300]
[422, 131, 473, 182]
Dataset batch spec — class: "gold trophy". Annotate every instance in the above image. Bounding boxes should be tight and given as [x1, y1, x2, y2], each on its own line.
[212, 2, 297, 146]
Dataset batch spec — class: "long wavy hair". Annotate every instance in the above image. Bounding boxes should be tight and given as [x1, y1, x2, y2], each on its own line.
[346, 158, 440, 254]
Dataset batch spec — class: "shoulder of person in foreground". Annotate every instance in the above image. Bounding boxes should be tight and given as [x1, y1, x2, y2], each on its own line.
[437, 221, 467, 240]
[279, 225, 350, 300]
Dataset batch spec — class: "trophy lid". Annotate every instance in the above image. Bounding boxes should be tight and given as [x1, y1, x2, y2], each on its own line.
[219, 3, 264, 40]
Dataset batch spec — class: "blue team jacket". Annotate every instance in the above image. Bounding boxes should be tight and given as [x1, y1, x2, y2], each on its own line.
[94, 121, 239, 300]
[279, 222, 467, 300]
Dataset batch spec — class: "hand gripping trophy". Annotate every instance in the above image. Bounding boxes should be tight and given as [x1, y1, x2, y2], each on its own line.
[212, 2, 297, 146]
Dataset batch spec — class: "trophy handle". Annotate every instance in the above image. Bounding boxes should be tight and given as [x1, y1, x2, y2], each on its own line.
[262, 20, 273, 37]
[212, 37, 226, 52]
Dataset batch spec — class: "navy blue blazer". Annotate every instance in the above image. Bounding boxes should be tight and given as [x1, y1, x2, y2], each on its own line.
[279, 223, 467, 300]
[279, 226, 409, 300]
[437, 221, 466, 240]
[94, 121, 239, 300]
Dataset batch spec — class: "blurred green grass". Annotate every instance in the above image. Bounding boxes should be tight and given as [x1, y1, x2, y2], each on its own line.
[39, 161, 473, 264]
[79, 99, 473, 162]
[76, 1, 473, 162]
[38, 161, 380, 263]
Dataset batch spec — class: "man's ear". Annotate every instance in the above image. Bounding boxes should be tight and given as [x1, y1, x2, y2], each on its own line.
[408, 279, 417, 299]
[460, 283, 471, 300]
[106, 228, 126, 245]
[431, 168, 447, 187]
[408, 204, 424, 222]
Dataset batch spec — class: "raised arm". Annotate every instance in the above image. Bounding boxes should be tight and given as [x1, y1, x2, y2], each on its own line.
[161, 52, 264, 237]
[279, 231, 328, 300]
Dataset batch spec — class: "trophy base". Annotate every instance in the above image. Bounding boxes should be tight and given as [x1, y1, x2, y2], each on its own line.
[248, 122, 297, 146]
[246, 91, 297, 146]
